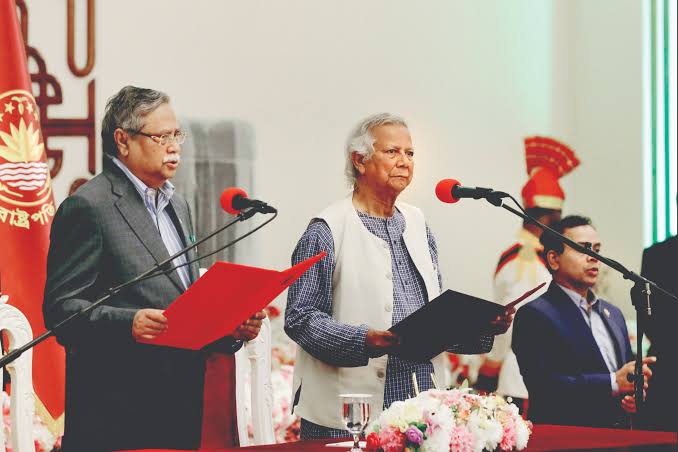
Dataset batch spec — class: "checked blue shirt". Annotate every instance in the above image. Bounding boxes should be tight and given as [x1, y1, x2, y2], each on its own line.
[285, 208, 493, 439]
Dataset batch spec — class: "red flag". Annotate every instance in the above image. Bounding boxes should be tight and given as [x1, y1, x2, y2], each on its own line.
[0, 0, 65, 434]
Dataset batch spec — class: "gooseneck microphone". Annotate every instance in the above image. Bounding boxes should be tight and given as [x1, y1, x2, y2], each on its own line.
[220, 187, 277, 214]
[435, 179, 508, 204]
[137, 187, 279, 282]
[432, 177, 678, 417]
[0, 186, 277, 370]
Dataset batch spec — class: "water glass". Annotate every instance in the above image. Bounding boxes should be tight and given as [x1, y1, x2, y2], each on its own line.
[339, 393, 371, 452]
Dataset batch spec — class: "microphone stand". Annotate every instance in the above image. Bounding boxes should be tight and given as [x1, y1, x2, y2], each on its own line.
[135, 210, 278, 285]
[482, 192, 678, 417]
[0, 206, 275, 370]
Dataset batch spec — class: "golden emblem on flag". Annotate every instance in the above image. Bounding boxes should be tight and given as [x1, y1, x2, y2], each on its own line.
[0, 89, 52, 208]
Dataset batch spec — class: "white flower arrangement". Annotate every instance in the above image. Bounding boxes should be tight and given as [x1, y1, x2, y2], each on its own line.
[365, 388, 532, 452]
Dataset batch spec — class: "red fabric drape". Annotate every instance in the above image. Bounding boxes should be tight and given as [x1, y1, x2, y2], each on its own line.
[0, 0, 65, 426]
[200, 352, 238, 449]
[122, 424, 677, 452]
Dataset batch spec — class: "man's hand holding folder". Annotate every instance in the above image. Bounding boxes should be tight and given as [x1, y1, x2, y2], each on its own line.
[386, 283, 546, 362]
[132, 308, 168, 341]
[232, 310, 267, 341]
[131, 307, 267, 343]
[137, 252, 326, 350]
[489, 281, 546, 335]
[490, 306, 516, 335]
[362, 283, 547, 360]
[366, 330, 401, 358]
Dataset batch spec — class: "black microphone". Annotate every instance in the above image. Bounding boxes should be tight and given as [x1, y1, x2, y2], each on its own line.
[221, 187, 277, 214]
[435, 179, 508, 204]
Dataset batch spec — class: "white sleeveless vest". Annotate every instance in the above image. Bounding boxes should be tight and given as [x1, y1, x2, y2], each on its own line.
[291, 197, 447, 429]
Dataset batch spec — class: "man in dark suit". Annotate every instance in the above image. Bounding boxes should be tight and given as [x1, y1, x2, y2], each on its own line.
[43, 86, 265, 451]
[512, 215, 655, 428]
[639, 231, 678, 432]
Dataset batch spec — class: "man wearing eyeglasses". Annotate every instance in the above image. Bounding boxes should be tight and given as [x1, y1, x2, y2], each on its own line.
[43, 86, 265, 451]
[512, 215, 656, 428]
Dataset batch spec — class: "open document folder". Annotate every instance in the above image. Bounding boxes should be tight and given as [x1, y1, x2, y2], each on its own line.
[140, 252, 326, 350]
[389, 282, 546, 362]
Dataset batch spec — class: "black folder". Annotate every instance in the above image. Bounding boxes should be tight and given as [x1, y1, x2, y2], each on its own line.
[388, 289, 504, 362]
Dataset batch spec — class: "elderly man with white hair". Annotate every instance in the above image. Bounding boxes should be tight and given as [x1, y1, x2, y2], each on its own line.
[285, 113, 514, 439]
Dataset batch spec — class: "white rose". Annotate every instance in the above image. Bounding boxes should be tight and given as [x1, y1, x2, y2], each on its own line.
[401, 399, 424, 425]
[421, 430, 450, 452]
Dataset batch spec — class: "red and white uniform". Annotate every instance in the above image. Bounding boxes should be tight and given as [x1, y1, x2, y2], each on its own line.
[488, 228, 551, 399]
[485, 135, 580, 400]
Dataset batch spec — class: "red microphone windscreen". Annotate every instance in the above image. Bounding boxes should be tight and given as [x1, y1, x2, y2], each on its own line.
[220, 187, 248, 215]
[435, 179, 462, 203]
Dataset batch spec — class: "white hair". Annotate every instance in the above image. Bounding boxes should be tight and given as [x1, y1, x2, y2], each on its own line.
[344, 113, 408, 186]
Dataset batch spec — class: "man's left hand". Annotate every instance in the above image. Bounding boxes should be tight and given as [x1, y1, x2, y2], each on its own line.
[621, 391, 647, 414]
[490, 306, 516, 335]
[232, 310, 266, 341]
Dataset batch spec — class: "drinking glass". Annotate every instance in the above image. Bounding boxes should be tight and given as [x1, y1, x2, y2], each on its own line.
[339, 393, 371, 452]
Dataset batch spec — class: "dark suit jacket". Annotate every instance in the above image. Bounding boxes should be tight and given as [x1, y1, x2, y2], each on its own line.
[639, 235, 678, 431]
[43, 158, 233, 451]
[512, 283, 632, 428]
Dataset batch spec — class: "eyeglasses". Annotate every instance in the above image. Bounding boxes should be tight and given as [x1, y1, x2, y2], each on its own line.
[134, 130, 187, 146]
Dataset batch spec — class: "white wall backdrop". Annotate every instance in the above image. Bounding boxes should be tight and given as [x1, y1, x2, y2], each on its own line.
[24, 0, 645, 317]
[555, 0, 644, 314]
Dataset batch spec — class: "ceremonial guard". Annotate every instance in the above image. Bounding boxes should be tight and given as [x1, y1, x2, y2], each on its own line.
[479, 136, 580, 412]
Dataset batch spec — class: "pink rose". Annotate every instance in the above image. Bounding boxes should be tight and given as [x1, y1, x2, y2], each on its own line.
[444, 391, 463, 406]
[500, 420, 516, 451]
[449, 425, 474, 452]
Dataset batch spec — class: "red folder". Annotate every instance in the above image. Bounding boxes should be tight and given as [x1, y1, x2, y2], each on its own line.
[139, 252, 326, 350]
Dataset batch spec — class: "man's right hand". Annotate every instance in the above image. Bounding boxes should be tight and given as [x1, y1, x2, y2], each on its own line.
[615, 357, 656, 394]
[132, 308, 168, 341]
[365, 329, 400, 358]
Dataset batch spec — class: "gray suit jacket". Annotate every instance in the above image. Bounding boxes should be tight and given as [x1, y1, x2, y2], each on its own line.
[44, 157, 231, 451]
